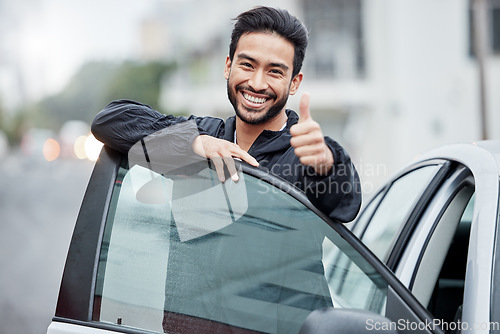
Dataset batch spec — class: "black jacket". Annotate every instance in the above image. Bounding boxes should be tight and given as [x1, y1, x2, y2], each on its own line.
[91, 100, 361, 222]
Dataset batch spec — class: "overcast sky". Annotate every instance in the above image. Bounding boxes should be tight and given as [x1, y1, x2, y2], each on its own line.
[1, 0, 161, 106]
[1, 0, 281, 108]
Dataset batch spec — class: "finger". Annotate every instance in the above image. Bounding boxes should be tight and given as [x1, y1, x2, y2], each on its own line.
[290, 130, 324, 147]
[298, 92, 311, 123]
[290, 122, 312, 137]
[210, 156, 226, 182]
[232, 148, 259, 167]
[293, 143, 326, 157]
[223, 156, 239, 182]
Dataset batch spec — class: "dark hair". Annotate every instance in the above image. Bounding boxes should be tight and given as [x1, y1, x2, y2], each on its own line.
[229, 6, 309, 78]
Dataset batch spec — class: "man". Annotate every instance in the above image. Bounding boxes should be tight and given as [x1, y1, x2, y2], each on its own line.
[92, 6, 361, 223]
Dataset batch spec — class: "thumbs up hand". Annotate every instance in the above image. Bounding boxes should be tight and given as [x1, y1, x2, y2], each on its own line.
[290, 93, 334, 175]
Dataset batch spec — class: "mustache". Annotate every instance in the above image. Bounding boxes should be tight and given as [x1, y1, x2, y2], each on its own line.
[236, 84, 277, 100]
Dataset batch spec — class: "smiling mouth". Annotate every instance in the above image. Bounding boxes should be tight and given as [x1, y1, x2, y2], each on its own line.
[243, 92, 269, 104]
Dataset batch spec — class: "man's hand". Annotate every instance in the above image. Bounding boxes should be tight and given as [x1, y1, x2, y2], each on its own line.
[290, 93, 334, 176]
[192, 135, 259, 182]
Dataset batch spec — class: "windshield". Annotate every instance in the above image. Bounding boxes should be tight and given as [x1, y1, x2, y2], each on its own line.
[93, 161, 389, 334]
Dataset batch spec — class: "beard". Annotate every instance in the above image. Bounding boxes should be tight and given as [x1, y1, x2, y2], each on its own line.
[227, 80, 289, 125]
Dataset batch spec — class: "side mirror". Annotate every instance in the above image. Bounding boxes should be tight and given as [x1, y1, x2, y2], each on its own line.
[299, 308, 397, 334]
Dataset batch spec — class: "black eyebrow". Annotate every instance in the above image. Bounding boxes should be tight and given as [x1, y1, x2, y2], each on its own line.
[237, 53, 256, 63]
[236, 53, 289, 72]
[270, 62, 289, 71]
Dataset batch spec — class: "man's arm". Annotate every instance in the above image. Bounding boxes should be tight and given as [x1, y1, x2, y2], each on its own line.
[92, 100, 258, 181]
[301, 139, 362, 223]
[91, 99, 206, 153]
[290, 93, 334, 176]
[290, 93, 361, 223]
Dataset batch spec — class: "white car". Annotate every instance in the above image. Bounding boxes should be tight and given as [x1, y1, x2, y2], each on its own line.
[349, 140, 500, 333]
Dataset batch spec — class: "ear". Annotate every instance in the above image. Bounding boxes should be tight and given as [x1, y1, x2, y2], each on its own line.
[289, 72, 303, 95]
[224, 56, 231, 80]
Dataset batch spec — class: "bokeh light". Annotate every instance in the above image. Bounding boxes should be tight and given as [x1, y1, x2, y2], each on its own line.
[73, 135, 88, 160]
[43, 138, 60, 161]
[84, 134, 103, 161]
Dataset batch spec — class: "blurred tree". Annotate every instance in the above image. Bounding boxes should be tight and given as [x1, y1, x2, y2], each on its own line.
[0, 100, 4, 130]
[22, 60, 175, 131]
[21, 61, 116, 130]
[102, 61, 175, 112]
[0, 99, 20, 144]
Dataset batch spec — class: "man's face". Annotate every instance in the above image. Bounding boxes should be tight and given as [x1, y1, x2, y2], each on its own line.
[224, 32, 303, 125]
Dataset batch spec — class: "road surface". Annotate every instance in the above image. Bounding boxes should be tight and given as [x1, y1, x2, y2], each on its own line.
[0, 152, 94, 334]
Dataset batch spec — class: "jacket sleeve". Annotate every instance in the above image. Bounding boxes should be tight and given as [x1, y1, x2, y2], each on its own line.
[91, 99, 213, 153]
[302, 138, 362, 223]
[91, 100, 224, 174]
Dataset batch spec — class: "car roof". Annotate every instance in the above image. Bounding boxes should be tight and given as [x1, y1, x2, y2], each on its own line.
[405, 140, 500, 178]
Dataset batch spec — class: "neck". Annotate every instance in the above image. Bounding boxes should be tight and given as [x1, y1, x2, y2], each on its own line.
[235, 110, 288, 151]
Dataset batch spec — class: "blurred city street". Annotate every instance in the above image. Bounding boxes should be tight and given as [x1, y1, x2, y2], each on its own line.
[0, 151, 94, 334]
[1, 0, 499, 332]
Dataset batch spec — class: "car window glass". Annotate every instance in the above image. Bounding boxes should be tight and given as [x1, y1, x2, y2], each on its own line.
[351, 188, 384, 233]
[359, 165, 441, 261]
[93, 163, 391, 334]
[416, 189, 474, 324]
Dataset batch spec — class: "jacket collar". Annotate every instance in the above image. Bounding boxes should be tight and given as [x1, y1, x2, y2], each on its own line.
[223, 109, 299, 157]
[284, 109, 299, 129]
[223, 109, 299, 140]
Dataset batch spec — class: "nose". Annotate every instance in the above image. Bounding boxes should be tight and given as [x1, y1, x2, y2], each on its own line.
[248, 70, 269, 92]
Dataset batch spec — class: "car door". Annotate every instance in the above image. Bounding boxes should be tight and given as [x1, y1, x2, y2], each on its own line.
[47, 147, 443, 334]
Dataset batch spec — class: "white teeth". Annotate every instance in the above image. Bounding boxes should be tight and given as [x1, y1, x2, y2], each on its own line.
[243, 93, 267, 104]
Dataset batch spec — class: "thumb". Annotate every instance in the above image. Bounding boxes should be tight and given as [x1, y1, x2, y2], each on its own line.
[298, 92, 311, 123]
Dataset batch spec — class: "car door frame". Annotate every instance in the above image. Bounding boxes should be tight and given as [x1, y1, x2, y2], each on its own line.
[352, 143, 500, 333]
[399, 144, 500, 332]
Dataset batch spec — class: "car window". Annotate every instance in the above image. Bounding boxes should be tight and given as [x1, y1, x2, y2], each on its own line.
[413, 188, 474, 324]
[92, 162, 391, 334]
[356, 165, 441, 261]
[350, 186, 384, 232]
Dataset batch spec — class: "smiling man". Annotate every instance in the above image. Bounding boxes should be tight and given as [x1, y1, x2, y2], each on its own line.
[91, 6, 361, 223]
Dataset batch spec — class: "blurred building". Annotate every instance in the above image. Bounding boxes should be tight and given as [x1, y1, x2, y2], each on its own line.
[0, 0, 39, 114]
[139, 0, 500, 191]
